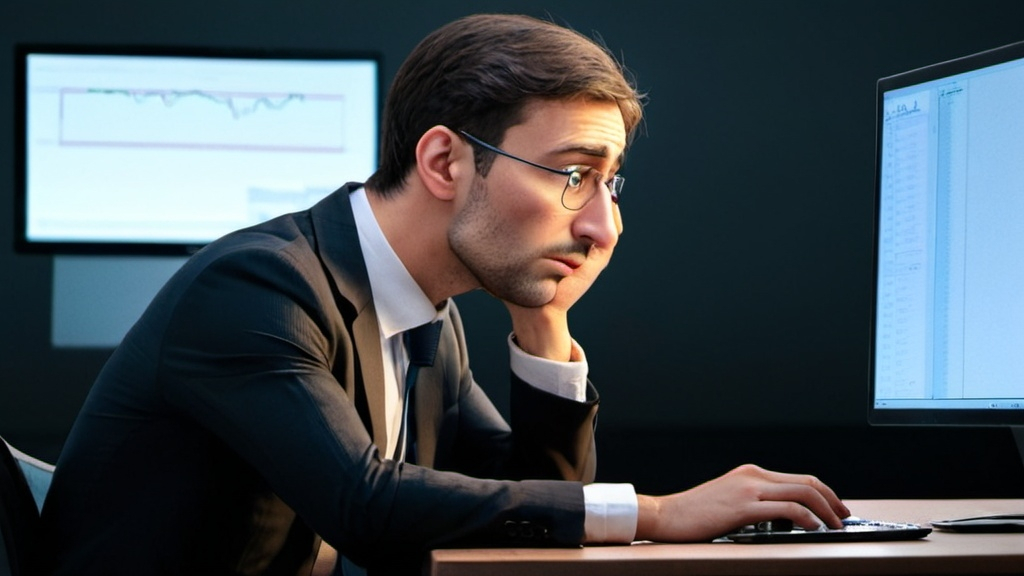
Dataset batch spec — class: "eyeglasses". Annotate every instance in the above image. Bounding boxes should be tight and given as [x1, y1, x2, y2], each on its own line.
[458, 130, 623, 211]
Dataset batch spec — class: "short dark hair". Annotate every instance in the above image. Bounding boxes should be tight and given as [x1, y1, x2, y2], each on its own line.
[365, 13, 645, 196]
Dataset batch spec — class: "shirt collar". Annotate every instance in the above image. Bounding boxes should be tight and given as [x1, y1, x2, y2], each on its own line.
[350, 187, 446, 339]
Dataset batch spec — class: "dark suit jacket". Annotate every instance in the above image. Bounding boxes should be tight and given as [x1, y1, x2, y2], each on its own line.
[39, 184, 600, 576]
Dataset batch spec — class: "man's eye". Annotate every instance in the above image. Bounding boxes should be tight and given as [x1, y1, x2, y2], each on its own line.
[565, 167, 589, 188]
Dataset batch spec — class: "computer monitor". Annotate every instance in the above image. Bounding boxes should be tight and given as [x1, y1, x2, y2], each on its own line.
[868, 39, 1024, 464]
[14, 44, 380, 255]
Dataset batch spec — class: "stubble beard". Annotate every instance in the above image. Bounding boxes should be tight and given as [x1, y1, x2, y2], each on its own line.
[448, 178, 560, 308]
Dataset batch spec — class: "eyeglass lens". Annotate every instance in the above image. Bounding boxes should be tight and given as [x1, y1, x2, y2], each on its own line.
[562, 172, 624, 210]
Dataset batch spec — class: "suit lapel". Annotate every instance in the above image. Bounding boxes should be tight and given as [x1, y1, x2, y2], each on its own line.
[309, 184, 391, 454]
[412, 352, 445, 467]
[352, 307, 388, 451]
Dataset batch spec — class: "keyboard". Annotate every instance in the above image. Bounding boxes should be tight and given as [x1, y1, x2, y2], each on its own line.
[723, 517, 932, 543]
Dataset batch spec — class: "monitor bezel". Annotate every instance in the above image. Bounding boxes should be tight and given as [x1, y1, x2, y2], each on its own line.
[13, 43, 382, 256]
[868, 39, 1024, 427]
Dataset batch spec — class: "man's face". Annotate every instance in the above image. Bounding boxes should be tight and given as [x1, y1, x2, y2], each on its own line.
[448, 98, 627, 307]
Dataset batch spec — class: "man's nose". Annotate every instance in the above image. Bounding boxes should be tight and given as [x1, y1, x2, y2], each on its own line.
[571, 187, 620, 249]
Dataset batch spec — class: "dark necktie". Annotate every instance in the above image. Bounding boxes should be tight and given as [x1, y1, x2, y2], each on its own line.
[393, 320, 443, 463]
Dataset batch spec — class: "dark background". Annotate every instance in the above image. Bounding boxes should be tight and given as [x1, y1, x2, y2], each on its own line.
[2, 0, 1023, 500]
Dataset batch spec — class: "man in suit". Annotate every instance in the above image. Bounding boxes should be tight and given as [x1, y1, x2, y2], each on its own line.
[40, 13, 849, 576]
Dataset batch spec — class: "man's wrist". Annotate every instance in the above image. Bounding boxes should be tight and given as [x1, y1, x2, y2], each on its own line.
[507, 309, 572, 361]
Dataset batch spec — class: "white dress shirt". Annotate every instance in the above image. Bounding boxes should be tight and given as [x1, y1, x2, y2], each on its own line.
[349, 187, 636, 544]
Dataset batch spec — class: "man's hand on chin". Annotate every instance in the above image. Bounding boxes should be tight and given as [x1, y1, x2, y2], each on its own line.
[504, 243, 615, 361]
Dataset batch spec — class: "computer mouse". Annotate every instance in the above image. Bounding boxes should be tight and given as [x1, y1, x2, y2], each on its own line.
[931, 514, 1024, 533]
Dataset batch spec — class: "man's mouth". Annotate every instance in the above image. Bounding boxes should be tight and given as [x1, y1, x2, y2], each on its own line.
[549, 254, 584, 271]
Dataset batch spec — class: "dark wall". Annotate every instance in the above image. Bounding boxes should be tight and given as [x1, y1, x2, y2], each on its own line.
[2, 0, 1023, 497]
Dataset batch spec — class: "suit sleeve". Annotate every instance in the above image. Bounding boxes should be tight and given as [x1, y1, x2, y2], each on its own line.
[158, 241, 595, 569]
[425, 301, 599, 484]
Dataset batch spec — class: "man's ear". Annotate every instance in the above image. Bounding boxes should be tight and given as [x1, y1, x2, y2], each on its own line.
[414, 126, 471, 201]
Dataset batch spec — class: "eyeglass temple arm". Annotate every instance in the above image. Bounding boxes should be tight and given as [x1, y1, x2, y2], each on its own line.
[457, 130, 572, 177]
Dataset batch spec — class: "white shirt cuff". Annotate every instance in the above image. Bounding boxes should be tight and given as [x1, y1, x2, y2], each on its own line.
[583, 483, 638, 544]
[507, 334, 588, 402]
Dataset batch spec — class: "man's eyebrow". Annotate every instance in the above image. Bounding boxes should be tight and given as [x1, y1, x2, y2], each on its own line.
[553, 144, 625, 169]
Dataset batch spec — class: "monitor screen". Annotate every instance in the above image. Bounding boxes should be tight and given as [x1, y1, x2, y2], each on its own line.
[14, 44, 380, 255]
[869, 40, 1024, 426]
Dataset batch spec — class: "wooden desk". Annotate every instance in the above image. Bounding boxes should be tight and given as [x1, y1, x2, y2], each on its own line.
[429, 499, 1024, 575]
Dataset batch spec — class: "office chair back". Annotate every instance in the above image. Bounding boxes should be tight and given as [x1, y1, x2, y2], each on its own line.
[0, 437, 41, 576]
